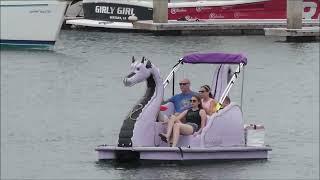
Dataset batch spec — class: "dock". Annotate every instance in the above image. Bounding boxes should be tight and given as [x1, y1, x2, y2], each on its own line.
[64, 0, 319, 40]
[133, 0, 319, 40]
[264, 0, 320, 42]
[132, 19, 319, 35]
[264, 27, 320, 41]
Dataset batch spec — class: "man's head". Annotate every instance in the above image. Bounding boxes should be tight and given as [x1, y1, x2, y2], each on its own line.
[223, 96, 231, 107]
[179, 78, 191, 93]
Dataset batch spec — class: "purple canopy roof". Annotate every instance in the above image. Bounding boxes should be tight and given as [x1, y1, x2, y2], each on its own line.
[182, 52, 247, 65]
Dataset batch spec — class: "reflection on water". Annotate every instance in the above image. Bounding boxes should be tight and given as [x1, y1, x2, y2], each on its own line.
[95, 159, 269, 179]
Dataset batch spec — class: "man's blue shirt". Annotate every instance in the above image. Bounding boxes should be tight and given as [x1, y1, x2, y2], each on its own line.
[169, 91, 197, 113]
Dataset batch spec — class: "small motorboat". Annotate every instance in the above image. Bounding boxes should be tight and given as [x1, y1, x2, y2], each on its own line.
[66, 0, 320, 30]
[96, 52, 272, 162]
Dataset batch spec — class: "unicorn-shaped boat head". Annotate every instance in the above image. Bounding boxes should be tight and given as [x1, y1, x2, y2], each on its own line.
[119, 56, 164, 147]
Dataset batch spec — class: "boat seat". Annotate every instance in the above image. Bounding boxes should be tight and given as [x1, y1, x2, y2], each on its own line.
[200, 102, 245, 147]
[158, 102, 245, 147]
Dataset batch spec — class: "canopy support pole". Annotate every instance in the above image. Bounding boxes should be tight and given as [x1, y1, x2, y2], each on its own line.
[172, 72, 175, 96]
[216, 63, 244, 111]
[240, 66, 245, 111]
[163, 59, 183, 89]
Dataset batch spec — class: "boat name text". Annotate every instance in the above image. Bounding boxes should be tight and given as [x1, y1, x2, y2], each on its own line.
[95, 6, 134, 15]
[29, 10, 51, 14]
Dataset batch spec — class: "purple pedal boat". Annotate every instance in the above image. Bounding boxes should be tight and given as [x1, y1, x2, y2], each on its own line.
[95, 52, 272, 162]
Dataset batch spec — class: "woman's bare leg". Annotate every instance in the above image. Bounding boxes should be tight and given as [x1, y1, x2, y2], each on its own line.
[169, 136, 173, 146]
[160, 116, 177, 141]
[171, 123, 194, 147]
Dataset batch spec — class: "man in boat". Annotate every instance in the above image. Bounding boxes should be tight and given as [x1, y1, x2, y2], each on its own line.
[222, 96, 231, 108]
[216, 95, 231, 110]
[158, 78, 197, 123]
[167, 78, 197, 114]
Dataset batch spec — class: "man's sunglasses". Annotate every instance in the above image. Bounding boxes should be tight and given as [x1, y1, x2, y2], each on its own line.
[179, 83, 189, 86]
[190, 99, 197, 103]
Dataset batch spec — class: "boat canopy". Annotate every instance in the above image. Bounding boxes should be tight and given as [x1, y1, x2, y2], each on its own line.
[182, 52, 247, 65]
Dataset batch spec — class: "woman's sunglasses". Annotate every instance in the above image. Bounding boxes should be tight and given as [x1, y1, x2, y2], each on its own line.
[190, 99, 198, 103]
[198, 90, 206, 93]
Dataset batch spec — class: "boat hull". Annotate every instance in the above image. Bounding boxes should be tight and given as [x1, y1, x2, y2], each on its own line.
[0, 0, 68, 48]
[96, 145, 272, 161]
[168, 0, 319, 20]
[67, 0, 319, 30]
[79, 0, 319, 22]
[67, 19, 133, 29]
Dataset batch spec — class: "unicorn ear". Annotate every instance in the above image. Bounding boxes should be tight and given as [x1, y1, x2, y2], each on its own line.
[146, 60, 152, 69]
[141, 57, 145, 63]
[132, 56, 136, 63]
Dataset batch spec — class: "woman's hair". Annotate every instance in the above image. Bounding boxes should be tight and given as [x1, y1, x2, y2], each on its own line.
[201, 84, 213, 98]
[192, 94, 203, 109]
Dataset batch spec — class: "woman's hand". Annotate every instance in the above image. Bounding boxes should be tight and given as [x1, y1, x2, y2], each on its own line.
[161, 120, 168, 124]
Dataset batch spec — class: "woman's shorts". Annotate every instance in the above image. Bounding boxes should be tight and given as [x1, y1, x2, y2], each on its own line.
[186, 122, 199, 133]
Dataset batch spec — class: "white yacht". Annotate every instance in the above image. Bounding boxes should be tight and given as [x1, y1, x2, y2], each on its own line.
[0, 0, 69, 48]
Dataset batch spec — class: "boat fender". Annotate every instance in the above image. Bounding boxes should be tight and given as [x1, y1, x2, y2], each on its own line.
[160, 105, 168, 111]
[178, 147, 184, 159]
[128, 14, 138, 21]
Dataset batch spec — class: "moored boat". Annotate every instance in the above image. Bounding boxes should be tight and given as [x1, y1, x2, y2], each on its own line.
[0, 0, 69, 48]
[66, 0, 319, 29]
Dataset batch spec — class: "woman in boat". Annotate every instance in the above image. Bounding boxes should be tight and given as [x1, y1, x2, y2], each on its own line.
[198, 85, 217, 115]
[159, 95, 207, 147]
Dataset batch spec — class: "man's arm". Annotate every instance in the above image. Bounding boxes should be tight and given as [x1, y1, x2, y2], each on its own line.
[162, 95, 175, 105]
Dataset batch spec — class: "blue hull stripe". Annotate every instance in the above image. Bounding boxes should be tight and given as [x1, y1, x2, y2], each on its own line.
[0, 4, 48, 7]
[0, 39, 55, 46]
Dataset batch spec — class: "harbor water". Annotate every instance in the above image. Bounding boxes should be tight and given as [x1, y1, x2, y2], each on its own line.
[1, 30, 319, 179]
